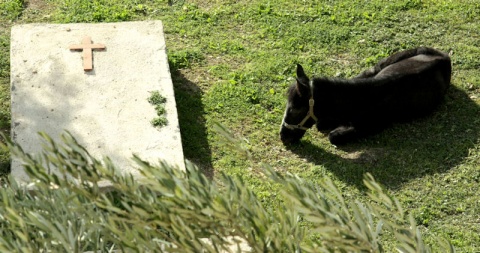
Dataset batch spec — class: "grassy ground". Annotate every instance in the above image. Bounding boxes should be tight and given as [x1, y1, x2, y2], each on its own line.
[1, 0, 479, 251]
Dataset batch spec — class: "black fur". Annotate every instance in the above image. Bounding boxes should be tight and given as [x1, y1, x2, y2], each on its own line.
[280, 47, 452, 145]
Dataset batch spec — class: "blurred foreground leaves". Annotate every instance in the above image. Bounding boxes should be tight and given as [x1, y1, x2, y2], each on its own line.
[0, 131, 452, 252]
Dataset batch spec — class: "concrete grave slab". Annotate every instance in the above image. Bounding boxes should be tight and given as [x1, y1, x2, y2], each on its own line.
[10, 21, 185, 183]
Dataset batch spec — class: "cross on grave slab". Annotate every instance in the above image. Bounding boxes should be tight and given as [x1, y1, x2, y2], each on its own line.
[10, 21, 185, 186]
[69, 36, 105, 71]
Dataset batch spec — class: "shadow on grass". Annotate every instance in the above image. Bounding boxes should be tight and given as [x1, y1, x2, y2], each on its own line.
[0, 107, 11, 177]
[171, 70, 214, 179]
[0, 30, 11, 177]
[287, 86, 480, 189]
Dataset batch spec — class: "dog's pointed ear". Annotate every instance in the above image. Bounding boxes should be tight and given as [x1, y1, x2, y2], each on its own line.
[295, 64, 310, 96]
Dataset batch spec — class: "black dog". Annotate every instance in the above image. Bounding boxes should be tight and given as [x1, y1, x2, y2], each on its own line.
[280, 47, 452, 145]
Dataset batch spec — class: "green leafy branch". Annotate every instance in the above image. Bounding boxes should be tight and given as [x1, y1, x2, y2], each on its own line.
[0, 130, 454, 252]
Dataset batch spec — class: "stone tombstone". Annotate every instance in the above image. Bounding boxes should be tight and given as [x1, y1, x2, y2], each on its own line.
[10, 21, 185, 184]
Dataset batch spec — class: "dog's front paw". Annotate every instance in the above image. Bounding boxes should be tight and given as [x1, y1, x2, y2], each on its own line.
[328, 126, 356, 145]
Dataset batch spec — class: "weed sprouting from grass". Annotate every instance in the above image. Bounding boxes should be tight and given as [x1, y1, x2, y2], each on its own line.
[148, 90, 167, 128]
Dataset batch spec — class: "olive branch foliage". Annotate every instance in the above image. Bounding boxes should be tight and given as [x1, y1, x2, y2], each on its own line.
[0, 130, 452, 252]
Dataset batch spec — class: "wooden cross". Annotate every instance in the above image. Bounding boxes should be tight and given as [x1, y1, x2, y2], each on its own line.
[69, 36, 106, 71]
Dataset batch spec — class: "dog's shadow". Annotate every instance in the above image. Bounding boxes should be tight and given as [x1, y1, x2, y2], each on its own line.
[287, 86, 480, 189]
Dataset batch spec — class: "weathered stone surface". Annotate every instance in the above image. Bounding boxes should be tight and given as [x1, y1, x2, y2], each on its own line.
[10, 21, 185, 183]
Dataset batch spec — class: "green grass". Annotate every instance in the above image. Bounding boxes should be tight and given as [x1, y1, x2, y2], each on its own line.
[0, 0, 23, 22]
[1, 0, 480, 251]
